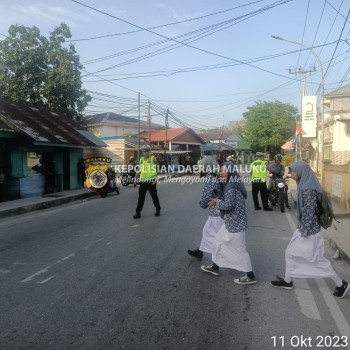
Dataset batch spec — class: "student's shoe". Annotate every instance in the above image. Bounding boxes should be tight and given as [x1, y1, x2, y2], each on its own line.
[255, 207, 262, 210]
[270, 279, 293, 289]
[263, 207, 273, 211]
[201, 265, 220, 276]
[286, 205, 291, 209]
[187, 249, 203, 260]
[133, 212, 141, 219]
[155, 210, 160, 216]
[333, 280, 350, 298]
[234, 275, 257, 285]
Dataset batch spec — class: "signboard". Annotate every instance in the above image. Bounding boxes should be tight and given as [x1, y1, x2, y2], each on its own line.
[302, 95, 317, 138]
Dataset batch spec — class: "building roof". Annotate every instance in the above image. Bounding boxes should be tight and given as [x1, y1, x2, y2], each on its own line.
[0, 99, 106, 147]
[199, 132, 242, 142]
[84, 112, 163, 129]
[326, 83, 350, 98]
[139, 127, 206, 143]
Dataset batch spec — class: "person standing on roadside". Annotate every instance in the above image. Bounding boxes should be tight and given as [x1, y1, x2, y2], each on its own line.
[133, 146, 161, 219]
[250, 152, 272, 211]
[188, 164, 223, 260]
[201, 162, 257, 285]
[270, 160, 349, 299]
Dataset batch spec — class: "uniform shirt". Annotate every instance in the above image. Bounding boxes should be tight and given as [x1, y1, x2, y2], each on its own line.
[199, 173, 222, 217]
[216, 189, 248, 233]
[250, 159, 267, 181]
[298, 189, 321, 236]
[267, 162, 285, 178]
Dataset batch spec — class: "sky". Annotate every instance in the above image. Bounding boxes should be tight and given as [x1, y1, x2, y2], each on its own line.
[0, 0, 349, 130]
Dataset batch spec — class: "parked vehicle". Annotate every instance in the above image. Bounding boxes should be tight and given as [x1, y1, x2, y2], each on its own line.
[85, 158, 120, 198]
[268, 177, 289, 212]
[120, 172, 138, 187]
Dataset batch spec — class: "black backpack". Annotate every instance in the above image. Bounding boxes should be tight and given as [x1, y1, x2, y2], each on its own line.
[316, 191, 339, 229]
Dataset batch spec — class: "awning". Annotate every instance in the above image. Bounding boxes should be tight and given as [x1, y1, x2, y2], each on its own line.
[201, 144, 218, 152]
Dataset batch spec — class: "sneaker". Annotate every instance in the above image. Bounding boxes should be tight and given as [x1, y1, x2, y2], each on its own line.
[270, 279, 293, 289]
[255, 207, 262, 210]
[133, 212, 141, 219]
[234, 275, 257, 285]
[155, 210, 160, 217]
[263, 207, 273, 211]
[201, 265, 220, 276]
[333, 280, 350, 299]
[187, 249, 203, 260]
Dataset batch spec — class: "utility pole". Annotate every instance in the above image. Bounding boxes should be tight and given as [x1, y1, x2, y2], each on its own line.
[164, 109, 169, 162]
[137, 92, 140, 160]
[148, 100, 152, 144]
[288, 66, 316, 160]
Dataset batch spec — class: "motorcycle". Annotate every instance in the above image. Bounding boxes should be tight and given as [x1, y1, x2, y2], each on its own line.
[85, 157, 120, 198]
[268, 177, 289, 212]
[120, 171, 138, 187]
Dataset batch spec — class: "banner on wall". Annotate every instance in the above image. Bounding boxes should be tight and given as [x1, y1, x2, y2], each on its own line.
[302, 95, 317, 138]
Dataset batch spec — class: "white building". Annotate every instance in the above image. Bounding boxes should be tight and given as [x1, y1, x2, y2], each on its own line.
[323, 84, 350, 164]
[84, 112, 164, 138]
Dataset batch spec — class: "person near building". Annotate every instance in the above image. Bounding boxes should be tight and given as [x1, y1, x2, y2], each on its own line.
[200, 162, 257, 285]
[133, 146, 161, 219]
[270, 160, 349, 298]
[77, 158, 86, 188]
[187, 166, 224, 260]
[250, 152, 272, 211]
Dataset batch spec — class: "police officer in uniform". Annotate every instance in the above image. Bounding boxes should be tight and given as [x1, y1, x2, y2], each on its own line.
[250, 152, 272, 211]
[133, 146, 161, 219]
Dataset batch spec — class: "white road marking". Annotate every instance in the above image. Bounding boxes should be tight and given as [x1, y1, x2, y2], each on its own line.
[21, 235, 107, 283]
[316, 279, 350, 348]
[59, 253, 75, 261]
[130, 224, 139, 228]
[285, 210, 350, 345]
[21, 267, 51, 283]
[285, 211, 322, 320]
[37, 275, 55, 284]
[0, 269, 10, 274]
[294, 279, 321, 320]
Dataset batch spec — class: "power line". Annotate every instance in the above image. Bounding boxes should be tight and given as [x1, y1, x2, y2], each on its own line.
[72, 0, 294, 81]
[68, 0, 264, 42]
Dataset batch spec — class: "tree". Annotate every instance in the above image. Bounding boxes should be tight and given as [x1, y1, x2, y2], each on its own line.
[0, 24, 91, 120]
[242, 100, 298, 153]
[226, 119, 246, 138]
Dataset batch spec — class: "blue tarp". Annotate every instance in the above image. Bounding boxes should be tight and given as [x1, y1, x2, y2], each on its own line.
[201, 144, 219, 152]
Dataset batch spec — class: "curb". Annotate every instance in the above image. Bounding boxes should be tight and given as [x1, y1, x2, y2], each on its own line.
[329, 238, 350, 266]
[0, 191, 97, 219]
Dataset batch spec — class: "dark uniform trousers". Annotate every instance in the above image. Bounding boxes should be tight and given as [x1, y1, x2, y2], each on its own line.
[136, 180, 161, 213]
[252, 179, 269, 209]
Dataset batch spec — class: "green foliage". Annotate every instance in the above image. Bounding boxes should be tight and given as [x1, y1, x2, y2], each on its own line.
[0, 24, 91, 120]
[243, 100, 298, 152]
[282, 153, 295, 166]
[226, 119, 246, 138]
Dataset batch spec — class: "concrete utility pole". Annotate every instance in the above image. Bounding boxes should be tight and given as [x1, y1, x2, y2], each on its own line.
[288, 66, 315, 161]
[272, 35, 324, 178]
[148, 100, 152, 144]
[138, 92, 141, 160]
[164, 109, 169, 161]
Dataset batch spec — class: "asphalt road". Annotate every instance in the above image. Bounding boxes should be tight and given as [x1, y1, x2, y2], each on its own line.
[0, 177, 350, 350]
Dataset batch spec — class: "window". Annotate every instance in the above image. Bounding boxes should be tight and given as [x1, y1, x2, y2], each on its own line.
[27, 152, 42, 174]
[346, 123, 350, 135]
[323, 146, 332, 161]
